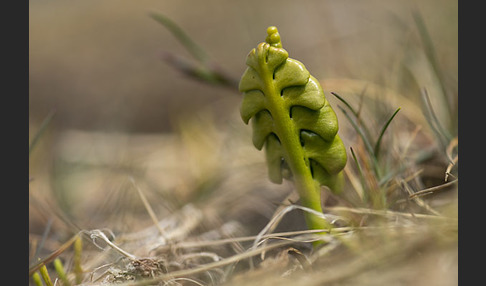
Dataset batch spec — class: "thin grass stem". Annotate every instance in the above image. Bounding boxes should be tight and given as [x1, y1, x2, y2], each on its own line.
[420, 88, 452, 146]
[32, 272, 43, 286]
[29, 110, 56, 156]
[39, 264, 54, 286]
[130, 177, 168, 240]
[408, 179, 457, 199]
[73, 236, 84, 284]
[327, 206, 455, 221]
[349, 147, 368, 203]
[337, 106, 374, 158]
[53, 258, 71, 286]
[413, 10, 453, 121]
[34, 218, 53, 262]
[149, 12, 209, 64]
[374, 107, 400, 158]
[338, 105, 381, 178]
[29, 234, 79, 276]
[331, 92, 373, 142]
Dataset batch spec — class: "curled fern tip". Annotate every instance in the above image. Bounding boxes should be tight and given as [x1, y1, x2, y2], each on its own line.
[266, 26, 282, 48]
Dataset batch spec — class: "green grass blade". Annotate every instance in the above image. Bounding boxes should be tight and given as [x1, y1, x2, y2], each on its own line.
[374, 107, 400, 158]
[337, 105, 374, 159]
[413, 10, 453, 123]
[74, 236, 84, 284]
[163, 52, 238, 89]
[39, 264, 54, 286]
[150, 12, 239, 90]
[149, 11, 209, 64]
[32, 272, 43, 286]
[420, 88, 452, 148]
[54, 258, 71, 286]
[29, 235, 79, 276]
[33, 218, 53, 261]
[331, 91, 373, 142]
[331, 92, 358, 118]
[337, 105, 382, 179]
[29, 110, 56, 156]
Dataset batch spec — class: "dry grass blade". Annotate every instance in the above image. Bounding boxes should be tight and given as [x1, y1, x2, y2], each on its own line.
[445, 157, 458, 181]
[94, 239, 300, 286]
[153, 228, 353, 253]
[408, 179, 458, 199]
[85, 229, 137, 260]
[29, 110, 56, 156]
[29, 234, 79, 276]
[327, 206, 455, 221]
[165, 277, 206, 286]
[349, 146, 368, 200]
[251, 205, 346, 247]
[304, 233, 435, 286]
[445, 137, 458, 181]
[29, 3, 457, 285]
[344, 163, 365, 201]
[401, 179, 441, 216]
[248, 204, 348, 268]
[130, 177, 167, 240]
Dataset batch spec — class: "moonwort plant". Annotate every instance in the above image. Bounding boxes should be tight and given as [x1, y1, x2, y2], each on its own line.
[239, 26, 347, 236]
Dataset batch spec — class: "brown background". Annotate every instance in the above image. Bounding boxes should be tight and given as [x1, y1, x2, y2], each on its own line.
[29, 0, 457, 134]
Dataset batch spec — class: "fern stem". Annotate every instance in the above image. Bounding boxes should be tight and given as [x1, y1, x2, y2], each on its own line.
[260, 55, 331, 234]
[239, 27, 346, 247]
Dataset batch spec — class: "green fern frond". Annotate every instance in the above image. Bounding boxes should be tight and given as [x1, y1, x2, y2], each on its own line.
[239, 26, 346, 191]
[239, 26, 347, 236]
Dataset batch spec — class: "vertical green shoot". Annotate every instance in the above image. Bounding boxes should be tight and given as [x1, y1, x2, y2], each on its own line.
[54, 258, 71, 286]
[239, 26, 347, 242]
[73, 236, 83, 284]
[32, 272, 43, 286]
[39, 264, 54, 286]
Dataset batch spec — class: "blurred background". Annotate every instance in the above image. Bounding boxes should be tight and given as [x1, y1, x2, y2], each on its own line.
[29, 0, 457, 133]
[29, 1, 457, 284]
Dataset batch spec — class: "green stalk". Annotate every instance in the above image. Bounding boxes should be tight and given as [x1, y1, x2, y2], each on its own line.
[73, 236, 83, 284]
[39, 264, 54, 286]
[32, 272, 43, 286]
[54, 258, 71, 286]
[259, 55, 331, 232]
